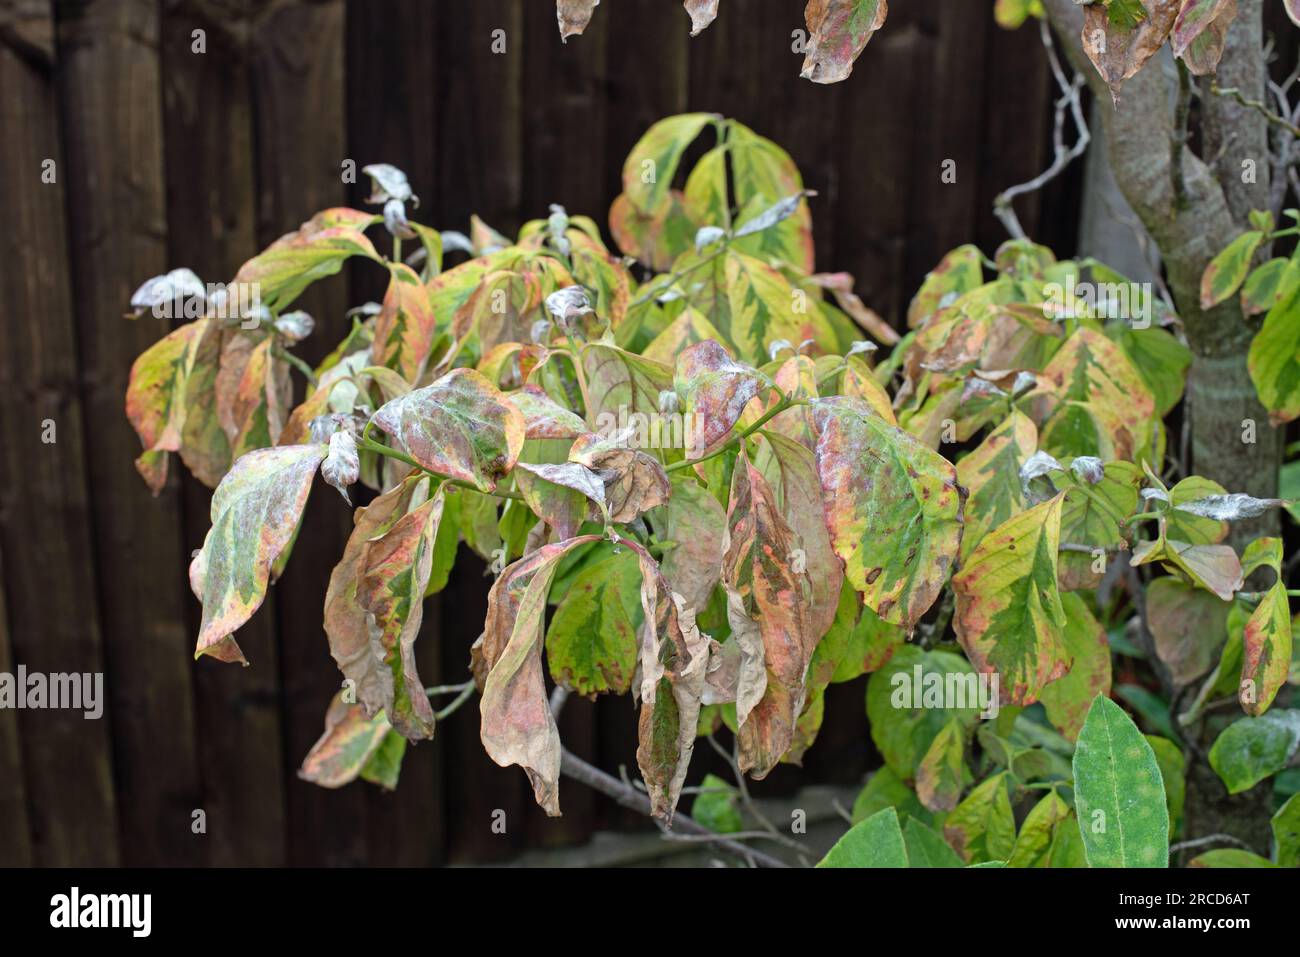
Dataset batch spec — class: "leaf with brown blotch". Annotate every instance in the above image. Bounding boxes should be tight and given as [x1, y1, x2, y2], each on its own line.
[356, 488, 448, 741]
[371, 367, 526, 492]
[653, 476, 727, 616]
[800, 0, 889, 84]
[298, 692, 394, 789]
[556, 0, 600, 41]
[324, 477, 426, 726]
[1239, 538, 1292, 716]
[177, 319, 233, 488]
[753, 430, 844, 640]
[506, 384, 588, 440]
[684, 0, 720, 35]
[952, 494, 1072, 706]
[568, 430, 671, 524]
[916, 718, 966, 813]
[191, 443, 328, 664]
[811, 395, 964, 633]
[1146, 576, 1231, 687]
[215, 332, 293, 459]
[513, 461, 606, 538]
[723, 449, 815, 778]
[674, 339, 771, 459]
[1175, 0, 1236, 75]
[371, 263, 437, 385]
[126, 318, 209, 494]
[1081, 0, 1180, 103]
[1039, 592, 1113, 742]
[479, 536, 600, 815]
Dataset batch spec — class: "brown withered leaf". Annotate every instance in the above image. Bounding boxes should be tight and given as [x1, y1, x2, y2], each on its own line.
[1081, 0, 1179, 103]
[1177, 0, 1236, 76]
[557, 0, 599, 40]
[723, 449, 814, 778]
[569, 430, 671, 523]
[479, 537, 601, 815]
[684, 0, 721, 35]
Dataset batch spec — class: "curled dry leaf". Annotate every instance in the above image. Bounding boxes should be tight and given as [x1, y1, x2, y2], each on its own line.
[1080, 0, 1179, 103]
[683, 0, 721, 35]
[800, 0, 889, 84]
[1175, 0, 1236, 76]
[298, 692, 395, 789]
[321, 430, 360, 503]
[513, 461, 606, 538]
[191, 444, 328, 664]
[556, 0, 600, 41]
[569, 430, 671, 523]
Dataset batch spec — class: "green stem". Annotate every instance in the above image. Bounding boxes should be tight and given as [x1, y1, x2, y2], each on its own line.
[274, 346, 318, 388]
[628, 246, 726, 310]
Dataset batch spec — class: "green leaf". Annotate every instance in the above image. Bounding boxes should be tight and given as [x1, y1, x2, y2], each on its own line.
[1249, 278, 1300, 424]
[1240, 257, 1294, 316]
[1145, 734, 1186, 840]
[953, 494, 1071, 705]
[690, 774, 744, 834]
[1040, 592, 1113, 741]
[190, 443, 328, 663]
[1208, 710, 1300, 794]
[1008, 789, 1074, 868]
[907, 245, 984, 329]
[1072, 694, 1170, 867]
[812, 396, 964, 632]
[943, 772, 1016, 864]
[1189, 849, 1278, 867]
[371, 367, 526, 492]
[719, 250, 838, 365]
[1201, 230, 1264, 308]
[817, 807, 909, 868]
[1272, 791, 1300, 866]
[620, 113, 715, 215]
[545, 549, 643, 695]
[727, 122, 814, 271]
[851, 765, 937, 827]
[902, 818, 965, 868]
[1057, 460, 1141, 591]
[359, 730, 407, 791]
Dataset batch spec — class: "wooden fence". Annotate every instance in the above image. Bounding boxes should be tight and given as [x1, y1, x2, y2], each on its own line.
[0, 0, 1079, 866]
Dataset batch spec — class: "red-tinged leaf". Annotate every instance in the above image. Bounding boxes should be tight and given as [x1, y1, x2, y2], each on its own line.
[513, 461, 606, 538]
[1239, 538, 1292, 716]
[176, 319, 233, 487]
[953, 494, 1072, 706]
[479, 537, 601, 815]
[916, 719, 966, 812]
[298, 692, 394, 789]
[356, 489, 449, 740]
[674, 339, 770, 458]
[215, 332, 293, 459]
[1146, 576, 1232, 686]
[1178, 0, 1236, 75]
[190, 444, 328, 663]
[324, 477, 426, 724]
[569, 430, 671, 523]
[800, 0, 889, 84]
[608, 190, 698, 273]
[684, 0, 720, 34]
[1170, 0, 1233, 54]
[556, 0, 599, 40]
[723, 450, 814, 778]
[812, 396, 964, 632]
[371, 263, 437, 384]
[452, 267, 544, 353]
[1131, 535, 1244, 600]
[753, 430, 844, 640]
[371, 367, 525, 492]
[125, 318, 209, 493]
[582, 339, 674, 424]
[653, 476, 727, 616]
[232, 208, 380, 312]
[1081, 0, 1179, 103]
[1039, 592, 1113, 741]
[506, 384, 587, 440]
[642, 306, 727, 367]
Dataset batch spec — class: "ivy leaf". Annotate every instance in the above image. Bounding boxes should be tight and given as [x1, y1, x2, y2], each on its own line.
[723, 450, 814, 778]
[1209, 710, 1300, 793]
[953, 494, 1071, 705]
[817, 807, 909, 867]
[125, 318, 208, 493]
[356, 488, 449, 741]
[1081, 0, 1179, 104]
[915, 718, 966, 812]
[1008, 789, 1075, 868]
[190, 444, 328, 663]
[1072, 694, 1170, 867]
[232, 207, 380, 312]
[800, 0, 890, 85]
[1248, 275, 1300, 424]
[298, 692, 394, 789]
[372, 368, 526, 492]
[1040, 592, 1113, 741]
[479, 536, 601, 815]
[956, 410, 1037, 560]
[674, 339, 769, 458]
[546, 549, 642, 695]
[812, 396, 964, 632]
[371, 263, 437, 384]
[943, 772, 1016, 864]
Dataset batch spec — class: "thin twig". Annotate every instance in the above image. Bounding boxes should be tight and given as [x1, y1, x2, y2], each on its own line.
[1169, 833, 1253, 855]
[1212, 82, 1300, 139]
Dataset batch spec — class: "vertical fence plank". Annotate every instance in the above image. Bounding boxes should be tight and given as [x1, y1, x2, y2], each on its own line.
[0, 548, 32, 866]
[55, 0, 203, 866]
[345, 0, 445, 865]
[160, 0, 289, 866]
[248, 0, 366, 866]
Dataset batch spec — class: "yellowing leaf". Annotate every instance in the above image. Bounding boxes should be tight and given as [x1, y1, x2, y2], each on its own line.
[1248, 277, 1300, 424]
[943, 771, 1016, 864]
[957, 410, 1037, 560]
[1040, 592, 1113, 741]
[813, 396, 964, 632]
[1201, 229, 1265, 309]
[1239, 538, 1292, 716]
[233, 207, 380, 311]
[916, 718, 966, 812]
[620, 113, 714, 215]
[953, 494, 1071, 706]
[371, 263, 437, 384]
[125, 318, 208, 493]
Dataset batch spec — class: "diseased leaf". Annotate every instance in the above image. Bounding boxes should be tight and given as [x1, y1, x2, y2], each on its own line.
[915, 718, 966, 812]
[1202, 230, 1266, 309]
[1248, 275, 1300, 424]
[546, 549, 642, 695]
[800, 0, 889, 85]
[1146, 577, 1231, 687]
[191, 444, 328, 663]
[514, 461, 605, 538]
[718, 250, 838, 365]
[653, 477, 727, 616]
[1040, 592, 1113, 741]
[372, 368, 526, 492]
[507, 384, 588, 440]
[1241, 257, 1295, 317]
[582, 340, 674, 424]
[1239, 538, 1293, 716]
[674, 339, 769, 458]
[1072, 694, 1170, 867]
[126, 318, 208, 493]
[817, 807, 909, 867]
[1058, 460, 1141, 590]
[956, 410, 1037, 560]
[233, 208, 380, 311]
[1208, 710, 1300, 794]
[943, 772, 1016, 864]
[1130, 535, 1243, 601]
[1177, 0, 1236, 75]
[1081, 0, 1179, 103]
[298, 692, 394, 789]
[953, 494, 1071, 706]
[812, 396, 964, 632]
[907, 245, 984, 330]
[1008, 789, 1074, 868]
[321, 429, 360, 503]
[371, 263, 437, 384]
[568, 430, 671, 524]
[621, 113, 714, 215]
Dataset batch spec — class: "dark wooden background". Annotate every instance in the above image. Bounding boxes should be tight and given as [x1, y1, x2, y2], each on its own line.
[0, 0, 1083, 866]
